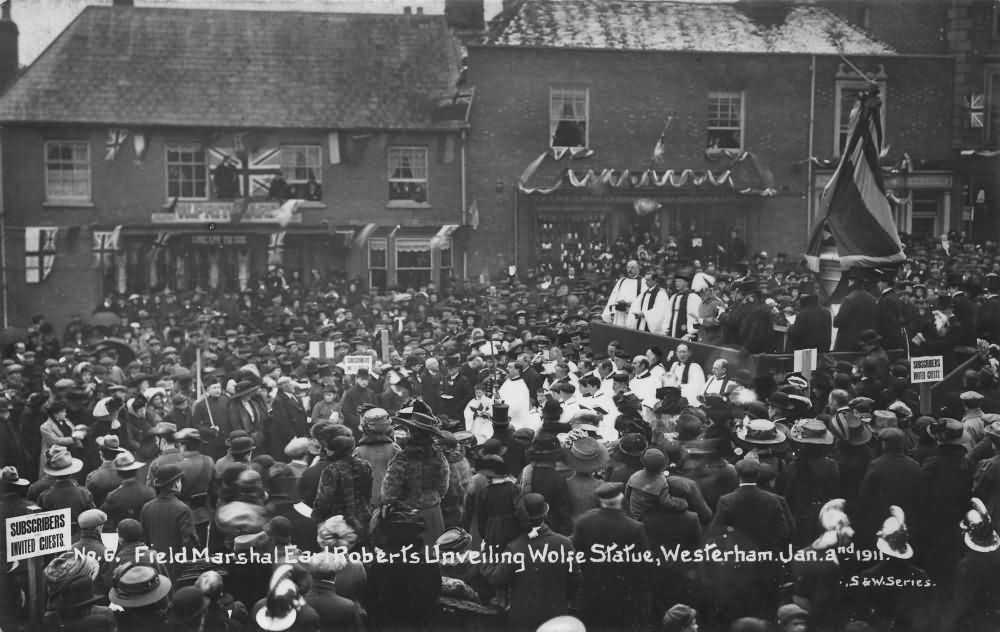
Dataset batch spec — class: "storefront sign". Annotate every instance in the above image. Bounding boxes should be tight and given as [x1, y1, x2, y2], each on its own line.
[152, 201, 304, 224]
[6, 509, 71, 562]
[910, 356, 943, 384]
[190, 235, 249, 246]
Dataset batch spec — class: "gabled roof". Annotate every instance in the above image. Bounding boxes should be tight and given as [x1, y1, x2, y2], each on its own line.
[484, 0, 896, 55]
[0, 6, 466, 129]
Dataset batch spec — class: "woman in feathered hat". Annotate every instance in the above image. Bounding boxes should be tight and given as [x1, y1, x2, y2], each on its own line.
[789, 499, 854, 630]
[945, 498, 1000, 631]
[381, 409, 450, 546]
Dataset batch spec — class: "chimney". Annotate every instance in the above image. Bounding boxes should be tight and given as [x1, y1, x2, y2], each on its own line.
[416, 7, 423, 15]
[113, 0, 135, 5]
[0, 0, 18, 93]
[403, 6, 412, 15]
[738, 0, 793, 29]
[445, 0, 485, 32]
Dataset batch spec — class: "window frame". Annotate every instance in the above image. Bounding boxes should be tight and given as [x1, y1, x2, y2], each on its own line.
[834, 79, 887, 157]
[44, 140, 92, 202]
[549, 86, 590, 149]
[387, 146, 430, 203]
[395, 237, 434, 290]
[706, 91, 746, 151]
[368, 238, 388, 290]
[909, 190, 941, 238]
[165, 143, 209, 201]
[279, 145, 323, 185]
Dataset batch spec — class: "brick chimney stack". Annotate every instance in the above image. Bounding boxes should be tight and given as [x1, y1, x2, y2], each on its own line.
[113, 0, 135, 6]
[0, 0, 18, 93]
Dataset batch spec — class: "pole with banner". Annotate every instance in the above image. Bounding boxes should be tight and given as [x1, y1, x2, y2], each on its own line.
[910, 355, 943, 415]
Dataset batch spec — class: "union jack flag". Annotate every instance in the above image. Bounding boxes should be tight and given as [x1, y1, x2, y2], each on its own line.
[209, 143, 282, 198]
[92, 225, 122, 267]
[268, 231, 286, 269]
[25, 227, 58, 284]
[967, 93, 985, 129]
[105, 129, 129, 161]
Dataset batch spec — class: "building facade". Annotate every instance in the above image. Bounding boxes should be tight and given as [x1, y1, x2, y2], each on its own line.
[0, 3, 472, 327]
[463, 0, 956, 278]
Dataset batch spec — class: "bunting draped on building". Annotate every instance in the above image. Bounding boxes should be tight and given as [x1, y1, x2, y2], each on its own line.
[105, 129, 129, 161]
[132, 132, 148, 163]
[805, 87, 904, 272]
[518, 149, 777, 196]
[268, 231, 286, 269]
[92, 225, 122, 267]
[25, 227, 58, 284]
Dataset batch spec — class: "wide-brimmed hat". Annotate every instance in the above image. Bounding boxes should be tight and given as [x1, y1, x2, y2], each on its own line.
[962, 498, 1000, 553]
[876, 506, 913, 559]
[255, 567, 302, 632]
[736, 419, 787, 446]
[830, 409, 871, 446]
[109, 564, 173, 608]
[113, 450, 144, 472]
[43, 446, 83, 477]
[788, 419, 835, 446]
[0, 466, 28, 487]
[565, 437, 610, 473]
[393, 411, 444, 437]
[226, 433, 256, 456]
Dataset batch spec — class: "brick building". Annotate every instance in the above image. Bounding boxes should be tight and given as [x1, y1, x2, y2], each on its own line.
[463, 0, 956, 278]
[0, 3, 472, 327]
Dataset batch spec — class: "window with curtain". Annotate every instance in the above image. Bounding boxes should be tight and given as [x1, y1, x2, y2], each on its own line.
[396, 238, 432, 290]
[550, 87, 589, 148]
[45, 141, 91, 201]
[369, 238, 387, 289]
[280, 145, 323, 200]
[388, 147, 428, 203]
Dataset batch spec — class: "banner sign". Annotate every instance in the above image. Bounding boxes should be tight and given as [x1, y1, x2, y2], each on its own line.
[343, 355, 374, 375]
[910, 356, 944, 384]
[6, 509, 71, 562]
[309, 341, 336, 360]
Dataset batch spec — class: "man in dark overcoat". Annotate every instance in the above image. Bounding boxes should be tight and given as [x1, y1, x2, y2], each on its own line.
[572, 482, 650, 631]
[265, 377, 309, 458]
[834, 272, 878, 352]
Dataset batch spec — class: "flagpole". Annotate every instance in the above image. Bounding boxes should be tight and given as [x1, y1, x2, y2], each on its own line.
[196, 347, 204, 400]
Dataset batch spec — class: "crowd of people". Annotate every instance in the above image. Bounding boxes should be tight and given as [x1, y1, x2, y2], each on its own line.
[1, 228, 1000, 632]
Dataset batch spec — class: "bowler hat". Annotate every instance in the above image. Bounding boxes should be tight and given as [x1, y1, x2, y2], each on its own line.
[519, 493, 549, 521]
[167, 586, 209, 624]
[152, 463, 183, 488]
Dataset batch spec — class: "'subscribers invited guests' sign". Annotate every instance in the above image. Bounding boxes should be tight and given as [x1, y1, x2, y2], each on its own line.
[6, 509, 71, 562]
[343, 355, 374, 375]
[910, 356, 943, 384]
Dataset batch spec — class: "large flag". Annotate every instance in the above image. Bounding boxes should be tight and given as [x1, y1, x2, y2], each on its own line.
[805, 87, 904, 272]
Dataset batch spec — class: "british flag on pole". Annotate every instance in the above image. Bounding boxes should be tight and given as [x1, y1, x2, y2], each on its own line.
[805, 86, 904, 272]
[92, 225, 122, 267]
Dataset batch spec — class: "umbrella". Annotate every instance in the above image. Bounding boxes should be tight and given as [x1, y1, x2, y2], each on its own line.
[91, 311, 121, 329]
[92, 337, 136, 366]
[0, 327, 28, 348]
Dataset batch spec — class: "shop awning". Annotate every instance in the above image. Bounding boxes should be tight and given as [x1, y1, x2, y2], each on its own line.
[517, 148, 777, 197]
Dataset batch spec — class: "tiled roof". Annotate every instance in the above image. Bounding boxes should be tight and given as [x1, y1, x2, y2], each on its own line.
[485, 0, 896, 55]
[0, 6, 465, 128]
